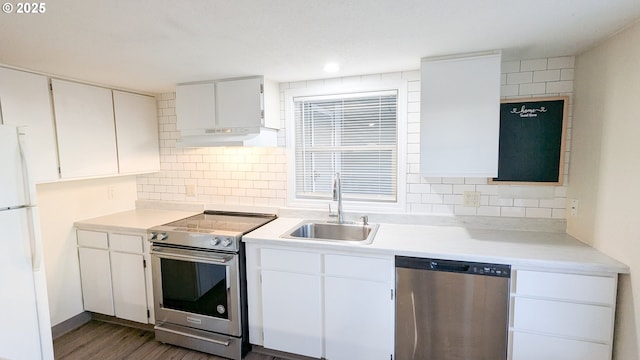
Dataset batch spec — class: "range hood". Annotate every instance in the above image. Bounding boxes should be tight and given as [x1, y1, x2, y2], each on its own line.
[178, 127, 278, 147]
[175, 76, 280, 147]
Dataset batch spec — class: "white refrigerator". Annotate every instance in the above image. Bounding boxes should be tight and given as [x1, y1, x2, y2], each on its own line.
[0, 124, 54, 360]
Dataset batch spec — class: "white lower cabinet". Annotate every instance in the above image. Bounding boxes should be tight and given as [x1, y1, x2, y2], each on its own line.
[247, 244, 394, 360]
[324, 254, 393, 360]
[509, 269, 618, 360]
[260, 248, 323, 358]
[324, 277, 392, 360]
[78, 246, 114, 315]
[511, 331, 611, 360]
[248, 248, 620, 360]
[262, 270, 323, 358]
[110, 252, 148, 323]
[77, 229, 152, 324]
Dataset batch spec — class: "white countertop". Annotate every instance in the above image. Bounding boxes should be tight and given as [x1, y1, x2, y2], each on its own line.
[74, 209, 201, 232]
[73, 209, 628, 274]
[244, 217, 629, 274]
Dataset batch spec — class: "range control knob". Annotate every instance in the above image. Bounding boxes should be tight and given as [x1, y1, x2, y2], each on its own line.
[210, 237, 221, 247]
[156, 233, 168, 241]
[149, 232, 157, 241]
[221, 238, 233, 247]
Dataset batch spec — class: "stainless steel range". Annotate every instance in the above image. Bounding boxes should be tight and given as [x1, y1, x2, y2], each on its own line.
[148, 211, 277, 359]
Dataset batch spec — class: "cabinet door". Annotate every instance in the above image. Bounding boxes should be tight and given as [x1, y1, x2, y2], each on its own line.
[325, 277, 393, 360]
[261, 270, 322, 358]
[51, 79, 118, 178]
[245, 243, 263, 345]
[215, 77, 262, 129]
[113, 91, 159, 174]
[0, 67, 59, 183]
[513, 297, 613, 343]
[78, 247, 114, 315]
[511, 331, 611, 360]
[515, 270, 616, 304]
[110, 252, 148, 323]
[176, 82, 215, 131]
[420, 52, 501, 177]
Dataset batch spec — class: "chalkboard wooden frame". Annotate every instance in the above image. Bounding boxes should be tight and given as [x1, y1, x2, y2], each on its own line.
[490, 96, 568, 185]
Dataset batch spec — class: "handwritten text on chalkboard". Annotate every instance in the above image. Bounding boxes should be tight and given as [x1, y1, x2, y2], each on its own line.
[510, 105, 548, 118]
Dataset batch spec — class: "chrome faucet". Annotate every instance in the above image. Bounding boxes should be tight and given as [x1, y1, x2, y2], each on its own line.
[331, 172, 344, 224]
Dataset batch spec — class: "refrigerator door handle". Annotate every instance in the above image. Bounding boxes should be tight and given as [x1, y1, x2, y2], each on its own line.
[26, 207, 43, 271]
[17, 127, 37, 206]
[0, 97, 5, 124]
[17, 127, 42, 271]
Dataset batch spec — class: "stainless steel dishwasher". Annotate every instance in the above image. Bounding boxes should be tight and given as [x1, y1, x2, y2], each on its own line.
[395, 256, 511, 360]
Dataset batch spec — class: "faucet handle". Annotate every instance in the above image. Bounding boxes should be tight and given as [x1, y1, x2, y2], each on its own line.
[360, 215, 369, 226]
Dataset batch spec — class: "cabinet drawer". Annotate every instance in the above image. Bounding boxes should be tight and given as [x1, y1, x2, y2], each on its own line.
[261, 248, 321, 273]
[324, 254, 392, 282]
[77, 229, 108, 249]
[512, 331, 611, 360]
[515, 270, 616, 304]
[110, 233, 144, 253]
[513, 297, 613, 342]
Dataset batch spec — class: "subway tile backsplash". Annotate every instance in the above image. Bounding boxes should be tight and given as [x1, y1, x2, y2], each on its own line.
[137, 56, 574, 219]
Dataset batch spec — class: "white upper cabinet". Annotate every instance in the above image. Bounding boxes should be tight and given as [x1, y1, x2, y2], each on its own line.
[215, 77, 264, 129]
[112, 91, 160, 174]
[420, 51, 501, 177]
[175, 76, 279, 146]
[0, 67, 59, 183]
[175, 82, 215, 132]
[1, 68, 159, 180]
[51, 79, 118, 179]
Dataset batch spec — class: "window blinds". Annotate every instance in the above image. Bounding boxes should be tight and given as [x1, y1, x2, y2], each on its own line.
[293, 90, 398, 202]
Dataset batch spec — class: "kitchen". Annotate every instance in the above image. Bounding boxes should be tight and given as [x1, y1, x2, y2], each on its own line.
[1, 1, 639, 360]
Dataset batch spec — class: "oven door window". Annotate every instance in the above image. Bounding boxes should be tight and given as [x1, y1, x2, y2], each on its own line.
[160, 258, 229, 319]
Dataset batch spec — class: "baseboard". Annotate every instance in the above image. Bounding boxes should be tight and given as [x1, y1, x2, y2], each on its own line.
[91, 313, 154, 332]
[51, 311, 92, 339]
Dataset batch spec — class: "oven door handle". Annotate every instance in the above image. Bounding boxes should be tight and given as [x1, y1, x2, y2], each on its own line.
[151, 247, 232, 264]
[155, 325, 231, 347]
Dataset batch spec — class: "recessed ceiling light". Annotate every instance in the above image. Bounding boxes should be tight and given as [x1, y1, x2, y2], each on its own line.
[324, 62, 340, 73]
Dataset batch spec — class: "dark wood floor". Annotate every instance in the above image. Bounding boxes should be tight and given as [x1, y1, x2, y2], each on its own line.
[53, 320, 286, 360]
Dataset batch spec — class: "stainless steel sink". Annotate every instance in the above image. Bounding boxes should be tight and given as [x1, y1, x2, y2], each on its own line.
[283, 221, 379, 244]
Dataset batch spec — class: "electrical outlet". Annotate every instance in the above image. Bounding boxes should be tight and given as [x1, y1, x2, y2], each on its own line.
[463, 191, 481, 208]
[570, 199, 578, 216]
[185, 184, 197, 197]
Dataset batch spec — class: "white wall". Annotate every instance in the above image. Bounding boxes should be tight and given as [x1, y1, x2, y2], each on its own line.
[36, 176, 138, 326]
[569, 21, 640, 360]
[138, 57, 574, 219]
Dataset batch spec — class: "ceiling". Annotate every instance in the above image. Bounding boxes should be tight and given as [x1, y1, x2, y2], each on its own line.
[1, 0, 639, 93]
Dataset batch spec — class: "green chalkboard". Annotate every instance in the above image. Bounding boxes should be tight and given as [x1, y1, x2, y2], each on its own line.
[491, 96, 568, 185]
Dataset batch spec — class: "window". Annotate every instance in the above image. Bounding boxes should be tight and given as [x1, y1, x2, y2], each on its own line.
[292, 90, 398, 203]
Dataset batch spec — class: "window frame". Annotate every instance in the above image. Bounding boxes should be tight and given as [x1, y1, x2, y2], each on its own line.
[284, 79, 407, 213]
